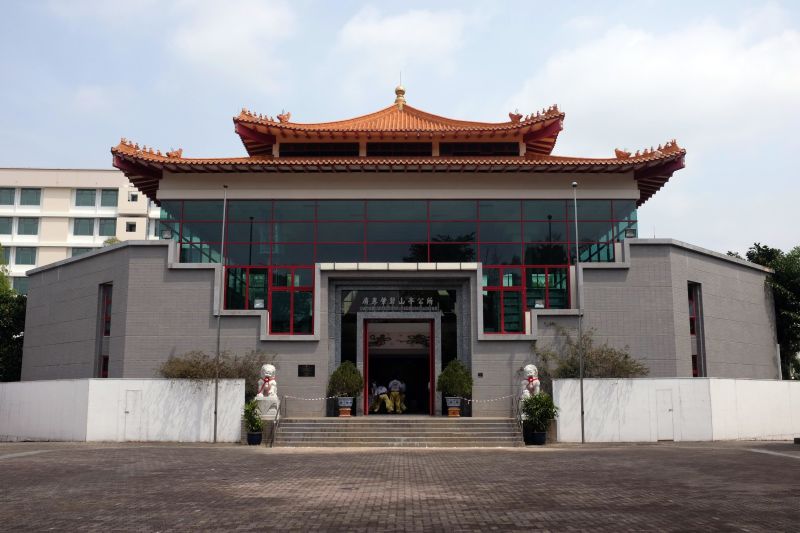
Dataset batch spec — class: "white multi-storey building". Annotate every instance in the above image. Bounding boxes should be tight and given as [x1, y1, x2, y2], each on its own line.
[0, 168, 160, 293]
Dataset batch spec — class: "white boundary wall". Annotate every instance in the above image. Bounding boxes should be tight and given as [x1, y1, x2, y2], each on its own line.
[554, 378, 800, 443]
[0, 379, 244, 442]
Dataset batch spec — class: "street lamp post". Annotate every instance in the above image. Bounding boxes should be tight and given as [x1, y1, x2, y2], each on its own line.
[571, 181, 585, 444]
[214, 185, 229, 444]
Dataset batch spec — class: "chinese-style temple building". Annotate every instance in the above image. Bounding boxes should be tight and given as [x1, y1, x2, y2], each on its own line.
[21, 87, 780, 417]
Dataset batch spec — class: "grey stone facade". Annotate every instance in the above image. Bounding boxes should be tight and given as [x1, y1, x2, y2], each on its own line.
[21, 238, 779, 417]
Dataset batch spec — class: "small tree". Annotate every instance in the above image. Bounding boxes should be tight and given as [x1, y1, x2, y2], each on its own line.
[535, 327, 648, 393]
[327, 360, 363, 398]
[436, 360, 473, 398]
[520, 392, 559, 432]
[242, 399, 264, 433]
[158, 350, 275, 399]
[0, 247, 26, 382]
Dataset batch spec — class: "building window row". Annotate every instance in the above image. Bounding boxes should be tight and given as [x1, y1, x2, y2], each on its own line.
[73, 218, 117, 237]
[75, 188, 118, 208]
[0, 187, 42, 207]
[0, 216, 40, 236]
[0, 246, 37, 265]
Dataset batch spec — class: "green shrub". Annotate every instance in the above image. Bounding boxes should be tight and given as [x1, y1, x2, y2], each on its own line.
[520, 393, 558, 433]
[243, 399, 263, 432]
[436, 360, 473, 398]
[327, 360, 363, 398]
[158, 350, 275, 400]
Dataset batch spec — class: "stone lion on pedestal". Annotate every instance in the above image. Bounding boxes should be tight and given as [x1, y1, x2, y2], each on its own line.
[520, 364, 541, 400]
[255, 364, 279, 419]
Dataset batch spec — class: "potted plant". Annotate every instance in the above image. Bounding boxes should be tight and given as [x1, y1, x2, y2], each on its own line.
[327, 361, 363, 417]
[520, 392, 558, 445]
[436, 360, 473, 417]
[243, 399, 264, 445]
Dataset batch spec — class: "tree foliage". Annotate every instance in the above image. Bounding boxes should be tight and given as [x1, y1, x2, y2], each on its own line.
[534, 327, 649, 392]
[327, 360, 364, 398]
[741, 243, 800, 379]
[0, 245, 26, 382]
[436, 359, 473, 397]
[158, 350, 275, 399]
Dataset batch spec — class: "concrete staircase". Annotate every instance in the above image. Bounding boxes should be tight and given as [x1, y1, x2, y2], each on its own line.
[272, 416, 523, 448]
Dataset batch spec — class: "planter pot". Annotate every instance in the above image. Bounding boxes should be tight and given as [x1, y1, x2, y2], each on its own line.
[337, 396, 354, 417]
[246, 431, 263, 446]
[445, 396, 462, 417]
[522, 423, 547, 445]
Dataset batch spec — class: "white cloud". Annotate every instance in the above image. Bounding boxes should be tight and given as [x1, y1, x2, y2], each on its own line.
[169, 0, 295, 92]
[505, 7, 800, 252]
[333, 6, 469, 101]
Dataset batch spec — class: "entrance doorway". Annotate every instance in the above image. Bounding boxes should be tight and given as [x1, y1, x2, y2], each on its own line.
[364, 320, 434, 416]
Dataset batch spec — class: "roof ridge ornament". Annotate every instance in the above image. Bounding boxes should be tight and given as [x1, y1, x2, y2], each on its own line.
[394, 85, 406, 109]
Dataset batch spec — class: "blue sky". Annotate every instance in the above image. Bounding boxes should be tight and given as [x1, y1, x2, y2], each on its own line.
[1, 0, 798, 253]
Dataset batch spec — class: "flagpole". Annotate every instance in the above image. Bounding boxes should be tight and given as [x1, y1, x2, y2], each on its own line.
[214, 185, 228, 443]
[572, 181, 585, 444]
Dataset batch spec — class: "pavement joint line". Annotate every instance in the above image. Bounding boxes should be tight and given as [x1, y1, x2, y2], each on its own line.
[0, 450, 52, 460]
[747, 448, 800, 460]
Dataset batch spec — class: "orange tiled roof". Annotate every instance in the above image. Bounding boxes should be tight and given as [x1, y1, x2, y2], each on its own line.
[111, 138, 684, 206]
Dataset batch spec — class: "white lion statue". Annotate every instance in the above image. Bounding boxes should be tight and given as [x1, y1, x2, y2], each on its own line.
[520, 364, 541, 400]
[255, 364, 279, 419]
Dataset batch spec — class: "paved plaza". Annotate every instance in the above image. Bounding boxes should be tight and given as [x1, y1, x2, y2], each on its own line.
[1, 441, 798, 531]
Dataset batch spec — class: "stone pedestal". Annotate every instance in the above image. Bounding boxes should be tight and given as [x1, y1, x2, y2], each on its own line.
[256, 397, 280, 420]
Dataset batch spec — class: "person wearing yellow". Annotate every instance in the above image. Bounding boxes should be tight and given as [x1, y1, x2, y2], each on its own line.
[370, 382, 393, 413]
[388, 379, 406, 414]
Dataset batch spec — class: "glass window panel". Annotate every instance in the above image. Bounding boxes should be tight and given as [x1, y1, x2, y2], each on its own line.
[429, 200, 476, 220]
[1, 246, 10, 264]
[0, 188, 14, 205]
[568, 200, 612, 220]
[272, 268, 292, 287]
[73, 218, 95, 236]
[526, 268, 547, 309]
[182, 200, 223, 221]
[273, 200, 315, 221]
[367, 222, 427, 242]
[271, 243, 314, 265]
[100, 189, 118, 207]
[293, 291, 314, 334]
[71, 247, 94, 257]
[576, 221, 614, 243]
[429, 243, 476, 262]
[524, 221, 568, 243]
[159, 200, 182, 220]
[523, 200, 567, 220]
[572, 242, 614, 263]
[293, 268, 313, 287]
[317, 200, 364, 221]
[75, 189, 96, 206]
[227, 200, 271, 222]
[482, 290, 501, 333]
[366, 243, 418, 262]
[482, 267, 500, 287]
[247, 268, 269, 310]
[272, 222, 313, 242]
[479, 200, 520, 220]
[12, 276, 29, 295]
[181, 221, 223, 243]
[0, 217, 12, 234]
[156, 220, 180, 240]
[315, 244, 364, 262]
[548, 268, 569, 309]
[180, 242, 221, 263]
[479, 243, 522, 265]
[366, 200, 426, 220]
[17, 217, 39, 235]
[270, 292, 291, 333]
[15, 247, 36, 265]
[503, 291, 524, 332]
[98, 218, 116, 237]
[524, 243, 569, 265]
[226, 221, 271, 243]
[479, 221, 521, 242]
[19, 188, 41, 206]
[225, 243, 269, 266]
[613, 200, 637, 220]
[225, 268, 247, 310]
[317, 222, 363, 242]
[430, 221, 476, 242]
[502, 268, 522, 287]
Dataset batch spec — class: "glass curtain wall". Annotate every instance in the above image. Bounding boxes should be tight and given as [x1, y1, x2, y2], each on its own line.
[159, 199, 636, 334]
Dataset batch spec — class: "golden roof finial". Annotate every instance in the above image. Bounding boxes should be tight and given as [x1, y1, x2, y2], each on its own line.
[394, 85, 406, 108]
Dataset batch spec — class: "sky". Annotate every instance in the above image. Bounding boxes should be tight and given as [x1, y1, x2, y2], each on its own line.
[0, 0, 798, 254]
